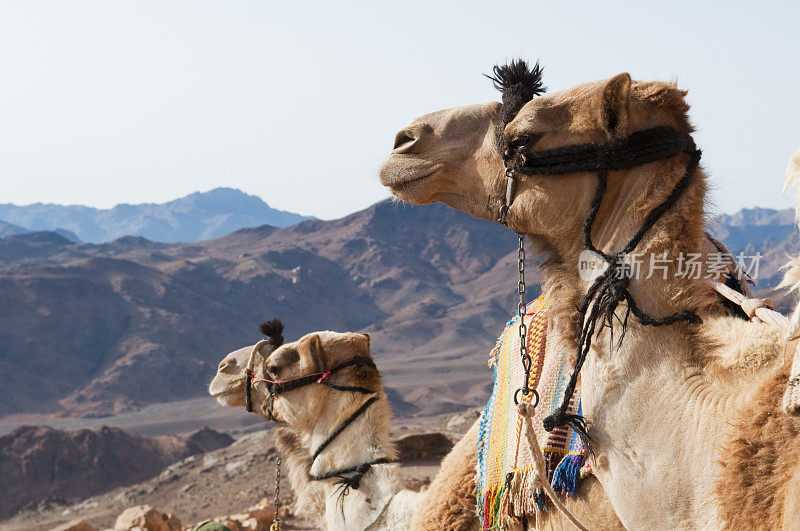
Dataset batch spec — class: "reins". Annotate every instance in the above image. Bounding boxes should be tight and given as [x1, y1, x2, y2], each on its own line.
[500, 125, 704, 438]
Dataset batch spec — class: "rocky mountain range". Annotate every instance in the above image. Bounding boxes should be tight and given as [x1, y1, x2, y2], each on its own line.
[0, 425, 232, 518]
[0, 200, 520, 420]
[0, 199, 797, 422]
[709, 206, 796, 253]
[0, 188, 312, 243]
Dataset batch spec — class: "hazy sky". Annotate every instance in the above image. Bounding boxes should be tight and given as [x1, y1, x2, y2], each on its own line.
[1, 1, 798, 219]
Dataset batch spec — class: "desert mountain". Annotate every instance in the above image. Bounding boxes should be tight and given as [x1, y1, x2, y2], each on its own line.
[0, 200, 519, 418]
[0, 199, 796, 419]
[709, 207, 796, 254]
[0, 188, 312, 243]
[0, 220, 80, 242]
[0, 221, 29, 238]
[0, 425, 232, 518]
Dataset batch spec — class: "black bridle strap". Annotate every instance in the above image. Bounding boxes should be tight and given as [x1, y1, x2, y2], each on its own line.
[251, 356, 377, 395]
[245, 368, 254, 412]
[312, 395, 379, 461]
[307, 395, 396, 495]
[318, 381, 376, 394]
[509, 126, 696, 177]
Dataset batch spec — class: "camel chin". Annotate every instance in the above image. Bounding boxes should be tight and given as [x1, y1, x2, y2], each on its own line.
[209, 385, 243, 407]
[379, 158, 439, 203]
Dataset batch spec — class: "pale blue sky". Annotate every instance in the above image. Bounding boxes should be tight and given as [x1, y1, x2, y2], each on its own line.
[0, 1, 798, 219]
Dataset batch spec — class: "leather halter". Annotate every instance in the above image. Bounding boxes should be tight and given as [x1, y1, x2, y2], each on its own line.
[498, 126, 697, 225]
[243, 339, 377, 416]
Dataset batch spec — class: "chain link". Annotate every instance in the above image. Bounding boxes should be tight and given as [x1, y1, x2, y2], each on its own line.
[516, 232, 535, 404]
[270, 454, 281, 531]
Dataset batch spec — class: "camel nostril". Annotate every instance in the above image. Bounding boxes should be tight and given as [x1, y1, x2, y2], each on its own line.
[393, 129, 417, 152]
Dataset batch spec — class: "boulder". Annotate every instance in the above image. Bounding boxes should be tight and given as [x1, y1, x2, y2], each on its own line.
[202, 497, 275, 531]
[114, 505, 182, 531]
[395, 432, 453, 461]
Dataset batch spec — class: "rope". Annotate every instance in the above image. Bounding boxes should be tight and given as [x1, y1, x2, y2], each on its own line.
[711, 280, 800, 417]
[510, 127, 696, 178]
[711, 281, 789, 330]
[312, 395, 379, 461]
[362, 491, 398, 531]
[251, 356, 378, 394]
[543, 145, 703, 436]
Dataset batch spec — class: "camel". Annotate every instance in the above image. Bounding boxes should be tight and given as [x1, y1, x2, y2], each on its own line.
[209, 327, 419, 530]
[208, 323, 621, 530]
[380, 65, 800, 528]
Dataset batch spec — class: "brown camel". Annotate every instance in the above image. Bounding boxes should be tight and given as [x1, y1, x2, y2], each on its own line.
[380, 68, 799, 528]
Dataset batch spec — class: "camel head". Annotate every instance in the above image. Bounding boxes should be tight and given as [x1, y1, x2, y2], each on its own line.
[210, 328, 377, 430]
[379, 100, 506, 221]
[380, 64, 700, 259]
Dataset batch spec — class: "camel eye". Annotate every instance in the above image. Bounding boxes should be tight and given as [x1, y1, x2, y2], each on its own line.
[509, 132, 543, 150]
[266, 364, 282, 378]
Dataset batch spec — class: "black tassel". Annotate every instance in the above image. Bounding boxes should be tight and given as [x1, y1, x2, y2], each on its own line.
[259, 318, 284, 347]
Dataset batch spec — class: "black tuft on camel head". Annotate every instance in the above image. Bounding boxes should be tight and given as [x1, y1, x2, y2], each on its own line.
[487, 59, 545, 125]
[486, 59, 546, 153]
[259, 318, 284, 347]
[487, 59, 545, 105]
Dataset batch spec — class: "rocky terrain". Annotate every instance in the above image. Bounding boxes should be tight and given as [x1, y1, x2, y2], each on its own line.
[2, 409, 477, 530]
[0, 425, 233, 519]
[0, 200, 521, 419]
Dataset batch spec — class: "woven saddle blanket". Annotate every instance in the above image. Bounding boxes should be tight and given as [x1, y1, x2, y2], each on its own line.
[476, 296, 587, 529]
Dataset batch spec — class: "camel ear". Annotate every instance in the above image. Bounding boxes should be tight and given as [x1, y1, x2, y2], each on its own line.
[348, 333, 370, 356]
[359, 333, 371, 355]
[299, 333, 326, 368]
[599, 73, 631, 138]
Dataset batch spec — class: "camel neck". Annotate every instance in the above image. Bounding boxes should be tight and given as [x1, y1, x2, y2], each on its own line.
[307, 393, 395, 474]
[539, 156, 711, 331]
[304, 393, 401, 529]
[532, 158, 760, 527]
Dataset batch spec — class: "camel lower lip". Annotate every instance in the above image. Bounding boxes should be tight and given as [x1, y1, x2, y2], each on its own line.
[389, 170, 435, 190]
[210, 388, 235, 400]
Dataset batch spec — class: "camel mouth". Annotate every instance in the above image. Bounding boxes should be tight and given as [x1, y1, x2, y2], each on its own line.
[388, 170, 435, 192]
[208, 378, 242, 405]
[211, 389, 240, 407]
[379, 157, 439, 193]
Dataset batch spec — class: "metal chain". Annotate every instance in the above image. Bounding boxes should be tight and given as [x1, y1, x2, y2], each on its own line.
[270, 454, 281, 531]
[514, 232, 538, 407]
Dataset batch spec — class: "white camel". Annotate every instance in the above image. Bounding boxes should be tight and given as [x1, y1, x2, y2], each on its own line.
[209, 327, 418, 530]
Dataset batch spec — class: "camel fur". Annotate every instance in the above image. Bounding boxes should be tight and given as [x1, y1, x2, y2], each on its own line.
[380, 69, 800, 528]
